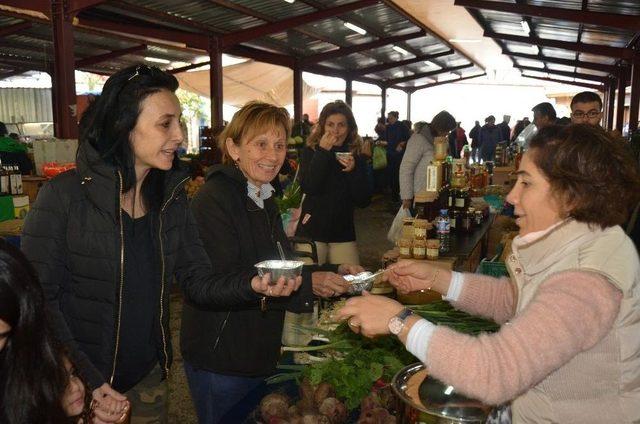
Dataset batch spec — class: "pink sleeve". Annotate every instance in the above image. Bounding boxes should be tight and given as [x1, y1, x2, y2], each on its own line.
[451, 274, 516, 324]
[426, 271, 622, 405]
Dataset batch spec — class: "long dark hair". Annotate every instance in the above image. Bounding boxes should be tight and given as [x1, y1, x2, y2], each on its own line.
[79, 64, 180, 212]
[306, 100, 362, 154]
[0, 240, 68, 423]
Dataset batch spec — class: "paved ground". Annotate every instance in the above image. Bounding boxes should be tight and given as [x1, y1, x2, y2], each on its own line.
[167, 194, 396, 422]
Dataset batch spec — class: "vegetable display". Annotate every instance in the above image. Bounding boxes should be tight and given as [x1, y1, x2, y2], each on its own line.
[268, 301, 499, 412]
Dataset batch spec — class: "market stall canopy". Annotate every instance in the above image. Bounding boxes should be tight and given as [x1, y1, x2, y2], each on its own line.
[0, 0, 486, 90]
[175, 61, 318, 107]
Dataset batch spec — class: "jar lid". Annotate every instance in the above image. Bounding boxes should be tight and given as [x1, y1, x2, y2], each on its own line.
[468, 207, 475, 213]
[414, 191, 437, 203]
[403, 217, 415, 223]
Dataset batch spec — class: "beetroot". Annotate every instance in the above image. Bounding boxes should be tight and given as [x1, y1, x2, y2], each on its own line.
[260, 393, 290, 422]
[318, 397, 348, 424]
[313, 382, 336, 407]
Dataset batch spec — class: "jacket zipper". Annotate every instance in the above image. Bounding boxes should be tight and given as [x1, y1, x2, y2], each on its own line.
[109, 171, 126, 385]
[157, 176, 190, 377]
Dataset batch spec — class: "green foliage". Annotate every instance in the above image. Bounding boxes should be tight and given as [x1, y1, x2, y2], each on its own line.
[274, 180, 302, 214]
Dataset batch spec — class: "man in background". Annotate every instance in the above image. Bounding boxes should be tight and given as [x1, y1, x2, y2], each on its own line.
[385, 111, 410, 203]
[497, 114, 511, 142]
[570, 91, 603, 127]
[532, 102, 557, 130]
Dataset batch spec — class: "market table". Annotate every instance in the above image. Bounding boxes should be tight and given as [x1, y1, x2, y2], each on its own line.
[383, 214, 495, 273]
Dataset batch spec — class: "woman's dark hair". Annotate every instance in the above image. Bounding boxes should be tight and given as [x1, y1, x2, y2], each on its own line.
[0, 122, 7, 137]
[79, 64, 180, 212]
[307, 100, 362, 154]
[528, 124, 640, 228]
[0, 239, 69, 423]
[430, 111, 456, 136]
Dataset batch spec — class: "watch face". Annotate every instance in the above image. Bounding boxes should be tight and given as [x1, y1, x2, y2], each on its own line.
[389, 316, 404, 335]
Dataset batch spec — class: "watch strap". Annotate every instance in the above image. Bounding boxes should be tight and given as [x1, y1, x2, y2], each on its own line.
[396, 307, 413, 322]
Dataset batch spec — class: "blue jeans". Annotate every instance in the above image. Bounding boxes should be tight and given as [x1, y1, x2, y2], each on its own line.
[184, 361, 264, 424]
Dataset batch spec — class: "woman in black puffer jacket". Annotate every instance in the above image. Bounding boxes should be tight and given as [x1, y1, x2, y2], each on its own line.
[21, 65, 294, 424]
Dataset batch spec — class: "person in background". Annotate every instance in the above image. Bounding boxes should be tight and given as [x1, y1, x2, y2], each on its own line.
[469, 120, 481, 161]
[400, 111, 456, 210]
[183, 101, 359, 423]
[384, 111, 411, 202]
[570, 91, 603, 127]
[337, 124, 640, 424]
[532, 102, 557, 129]
[374, 117, 386, 140]
[22, 64, 268, 423]
[402, 120, 413, 135]
[454, 122, 468, 157]
[413, 121, 428, 134]
[479, 115, 501, 162]
[297, 100, 371, 265]
[0, 239, 125, 424]
[511, 119, 525, 142]
[497, 114, 511, 142]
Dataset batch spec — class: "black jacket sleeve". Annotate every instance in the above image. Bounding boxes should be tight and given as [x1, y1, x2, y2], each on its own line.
[175, 201, 262, 309]
[299, 147, 333, 195]
[21, 182, 105, 391]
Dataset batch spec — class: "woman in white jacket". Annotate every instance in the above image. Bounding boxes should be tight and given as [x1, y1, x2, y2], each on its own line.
[399, 111, 456, 209]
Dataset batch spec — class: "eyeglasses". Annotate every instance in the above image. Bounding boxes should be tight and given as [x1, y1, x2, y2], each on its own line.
[571, 110, 601, 119]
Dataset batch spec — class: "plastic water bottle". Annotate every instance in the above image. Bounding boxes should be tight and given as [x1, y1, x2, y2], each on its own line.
[436, 209, 451, 253]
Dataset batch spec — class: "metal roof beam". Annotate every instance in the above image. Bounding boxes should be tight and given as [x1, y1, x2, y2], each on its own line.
[109, 1, 216, 34]
[75, 44, 147, 67]
[385, 63, 473, 85]
[484, 30, 633, 60]
[301, 30, 425, 65]
[220, 0, 378, 48]
[399, 73, 486, 91]
[521, 74, 602, 91]
[0, 22, 32, 39]
[168, 61, 210, 74]
[68, 0, 108, 16]
[352, 49, 454, 76]
[226, 45, 295, 68]
[75, 16, 209, 50]
[0, 0, 49, 14]
[303, 63, 380, 86]
[504, 50, 616, 74]
[515, 65, 608, 83]
[455, 0, 640, 32]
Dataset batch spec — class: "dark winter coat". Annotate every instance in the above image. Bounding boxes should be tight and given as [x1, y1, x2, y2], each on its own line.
[181, 165, 325, 377]
[296, 145, 371, 243]
[479, 124, 502, 161]
[21, 142, 255, 391]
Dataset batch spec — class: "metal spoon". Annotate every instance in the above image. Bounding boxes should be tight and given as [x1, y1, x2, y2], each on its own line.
[276, 241, 287, 261]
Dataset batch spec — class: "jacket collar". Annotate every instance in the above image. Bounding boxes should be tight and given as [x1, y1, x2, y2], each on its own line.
[512, 219, 597, 275]
[76, 141, 189, 217]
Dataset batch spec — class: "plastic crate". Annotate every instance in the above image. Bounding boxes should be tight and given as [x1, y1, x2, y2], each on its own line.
[478, 259, 508, 278]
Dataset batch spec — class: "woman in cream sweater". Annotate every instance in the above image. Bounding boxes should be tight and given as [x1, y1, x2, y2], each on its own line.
[338, 124, 640, 423]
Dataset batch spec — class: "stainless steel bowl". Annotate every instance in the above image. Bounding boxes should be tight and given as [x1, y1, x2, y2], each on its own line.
[392, 363, 493, 423]
[255, 260, 304, 283]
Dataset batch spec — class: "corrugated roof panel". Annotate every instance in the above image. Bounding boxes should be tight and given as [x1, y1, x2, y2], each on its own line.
[516, 58, 545, 68]
[0, 88, 52, 123]
[527, 0, 582, 9]
[580, 26, 633, 48]
[238, 0, 315, 18]
[547, 63, 580, 73]
[587, 0, 640, 14]
[577, 53, 617, 64]
[533, 20, 579, 42]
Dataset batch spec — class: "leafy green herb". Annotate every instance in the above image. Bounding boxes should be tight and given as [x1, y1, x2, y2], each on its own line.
[274, 180, 302, 214]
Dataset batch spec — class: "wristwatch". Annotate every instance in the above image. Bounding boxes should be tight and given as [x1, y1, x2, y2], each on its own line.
[388, 308, 414, 335]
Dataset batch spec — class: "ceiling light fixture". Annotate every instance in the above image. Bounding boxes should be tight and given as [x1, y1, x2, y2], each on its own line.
[424, 60, 442, 69]
[392, 45, 410, 56]
[284, 0, 295, 3]
[448, 38, 481, 43]
[144, 57, 171, 64]
[520, 20, 531, 35]
[344, 22, 366, 35]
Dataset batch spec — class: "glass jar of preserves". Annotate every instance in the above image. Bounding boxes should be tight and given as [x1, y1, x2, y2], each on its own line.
[426, 239, 440, 260]
[467, 207, 476, 229]
[401, 217, 415, 239]
[434, 136, 448, 160]
[413, 219, 429, 240]
[398, 238, 412, 259]
[412, 239, 426, 259]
